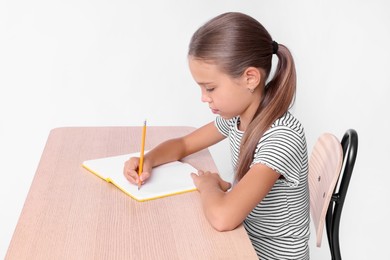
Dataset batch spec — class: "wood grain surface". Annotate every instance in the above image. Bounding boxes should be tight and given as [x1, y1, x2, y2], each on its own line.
[6, 126, 257, 259]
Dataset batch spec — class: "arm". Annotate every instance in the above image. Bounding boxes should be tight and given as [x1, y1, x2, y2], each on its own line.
[191, 164, 280, 231]
[124, 121, 225, 184]
[192, 126, 305, 232]
[145, 122, 225, 167]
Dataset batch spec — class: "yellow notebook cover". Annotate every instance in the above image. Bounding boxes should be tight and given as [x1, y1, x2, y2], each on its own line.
[82, 153, 198, 202]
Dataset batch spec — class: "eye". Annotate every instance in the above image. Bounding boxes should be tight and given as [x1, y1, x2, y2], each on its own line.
[205, 87, 215, 92]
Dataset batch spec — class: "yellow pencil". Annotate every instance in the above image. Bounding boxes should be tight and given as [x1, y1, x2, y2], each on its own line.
[138, 120, 147, 190]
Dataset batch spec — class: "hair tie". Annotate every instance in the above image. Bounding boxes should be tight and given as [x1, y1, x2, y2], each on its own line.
[272, 41, 279, 54]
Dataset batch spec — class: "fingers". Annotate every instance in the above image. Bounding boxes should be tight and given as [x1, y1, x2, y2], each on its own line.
[190, 172, 197, 181]
[197, 170, 205, 176]
[123, 157, 152, 185]
[190, 170, 206, 184]
[191, 170, 232, 192]
[220, 179, 232, 192]
[123, 158, 139, 184]
[139, 170, 151, 182]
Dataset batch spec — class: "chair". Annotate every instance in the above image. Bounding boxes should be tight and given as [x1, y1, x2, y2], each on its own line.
[308, 129, 358, 260]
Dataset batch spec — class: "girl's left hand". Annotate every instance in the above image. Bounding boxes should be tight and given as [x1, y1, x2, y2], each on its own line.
[191, 170, 231, 192]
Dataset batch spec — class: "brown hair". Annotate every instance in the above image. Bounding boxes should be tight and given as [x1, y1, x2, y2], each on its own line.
[189, 12, 296, 181]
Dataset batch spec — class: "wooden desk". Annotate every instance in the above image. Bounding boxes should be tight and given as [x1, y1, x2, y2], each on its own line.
[6, 127, 257, 259]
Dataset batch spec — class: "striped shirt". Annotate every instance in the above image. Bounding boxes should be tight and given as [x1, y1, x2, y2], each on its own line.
[215, 112, 310, 260]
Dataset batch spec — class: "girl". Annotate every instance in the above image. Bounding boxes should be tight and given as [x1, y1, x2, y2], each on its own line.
[124, 12, 310, 260]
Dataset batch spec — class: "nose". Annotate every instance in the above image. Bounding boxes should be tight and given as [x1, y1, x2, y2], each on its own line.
[201, 90, 212, 103]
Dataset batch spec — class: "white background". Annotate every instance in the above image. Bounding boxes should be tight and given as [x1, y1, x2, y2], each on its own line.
[1, 0, 389, 259]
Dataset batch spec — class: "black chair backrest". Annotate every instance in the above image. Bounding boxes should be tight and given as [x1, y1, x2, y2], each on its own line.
[325, 129, 358, 260]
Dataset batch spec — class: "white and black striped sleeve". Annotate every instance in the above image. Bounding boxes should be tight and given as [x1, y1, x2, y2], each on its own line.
[252, 126, 305, 187]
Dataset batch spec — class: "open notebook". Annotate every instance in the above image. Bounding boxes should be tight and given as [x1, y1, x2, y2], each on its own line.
[82, 153, 198, 202]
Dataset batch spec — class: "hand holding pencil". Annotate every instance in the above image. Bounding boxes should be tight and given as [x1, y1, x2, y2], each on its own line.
[123, 157, 152, 186]
[123, 120, 150, 187]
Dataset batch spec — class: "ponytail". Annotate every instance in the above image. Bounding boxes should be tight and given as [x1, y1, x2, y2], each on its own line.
[235, 45, 296, 181]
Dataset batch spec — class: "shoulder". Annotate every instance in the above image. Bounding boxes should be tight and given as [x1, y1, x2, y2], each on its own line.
[272, 112, 304, 135]
[262, 112, 305, 144]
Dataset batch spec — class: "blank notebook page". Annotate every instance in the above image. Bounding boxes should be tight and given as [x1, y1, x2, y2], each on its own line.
[82, 153, 198, 202]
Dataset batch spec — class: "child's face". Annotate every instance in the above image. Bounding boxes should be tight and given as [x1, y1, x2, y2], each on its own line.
[188, 57, 259, 122]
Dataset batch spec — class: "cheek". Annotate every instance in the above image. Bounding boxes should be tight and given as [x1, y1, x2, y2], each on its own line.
[222, 87, 245, 103]
[218, 93, 240, 111]
[222, 89, 252, 111]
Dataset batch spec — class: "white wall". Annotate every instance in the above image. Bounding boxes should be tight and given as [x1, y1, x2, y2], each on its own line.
[1, 0, 389, 259]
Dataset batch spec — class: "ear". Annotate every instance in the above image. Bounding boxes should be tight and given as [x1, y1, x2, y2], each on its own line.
[242, 67, 262, 89]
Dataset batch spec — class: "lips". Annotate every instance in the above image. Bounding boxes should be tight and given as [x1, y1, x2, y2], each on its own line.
[210, 108, 219, 114]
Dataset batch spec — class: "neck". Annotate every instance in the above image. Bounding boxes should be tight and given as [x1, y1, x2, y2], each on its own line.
[238, 100, 261, 132]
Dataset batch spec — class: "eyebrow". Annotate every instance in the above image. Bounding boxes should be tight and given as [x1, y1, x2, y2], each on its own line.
[196, 81, 214, 86]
